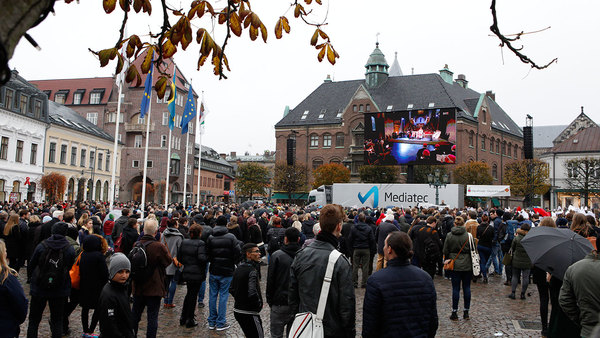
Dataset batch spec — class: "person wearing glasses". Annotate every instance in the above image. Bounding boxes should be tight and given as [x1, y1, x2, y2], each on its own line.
[230, 243, 264, 338]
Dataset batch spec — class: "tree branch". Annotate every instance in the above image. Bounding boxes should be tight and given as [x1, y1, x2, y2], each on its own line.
[489, 0, 557, 70]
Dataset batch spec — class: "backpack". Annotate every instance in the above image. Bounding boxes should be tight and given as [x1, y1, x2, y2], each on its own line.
[267, 228, 284, 255]
[503, 221, 517, 243]
[113, 233, 123, 253]
[128, 241, 154, 282]
[37, 242, 68, 290]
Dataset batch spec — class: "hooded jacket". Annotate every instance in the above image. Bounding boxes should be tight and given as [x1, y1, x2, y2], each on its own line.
[348, 222, 376, 252]
[207, 226, 241, 277]
[98, 280, 135, 338]
[29, 234, 76, 298]
[161, 227, 185, 275]
[0, 270, 28, 337]
[111, 215, 129, 243]
[266, 242, 300, 306]
[442, 226, 472, 272]
[179, 238, 208, 283]
[230, 260, 263, 314]
[510, 229, 532, 269]
[376, 221, 398, 255]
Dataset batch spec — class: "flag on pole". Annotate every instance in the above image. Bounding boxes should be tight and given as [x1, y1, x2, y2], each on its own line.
[140, 51, 154, 118]
[167, 67, 177, 130]
[198, 96, 206, 135]
[181, 85, 196, 134]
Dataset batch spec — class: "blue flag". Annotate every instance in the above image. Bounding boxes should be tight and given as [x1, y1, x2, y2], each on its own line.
[167, 68, 177, 130]
[140, 51, 154, 118]
[181, 85, 196, 134]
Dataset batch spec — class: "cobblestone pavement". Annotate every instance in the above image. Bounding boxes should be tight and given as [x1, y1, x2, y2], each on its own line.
[19, 266, 543, 337]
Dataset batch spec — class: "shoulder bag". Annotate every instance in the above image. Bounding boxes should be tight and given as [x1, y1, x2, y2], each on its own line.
[289, 249, 342, 338]
[468, 233, 480, 276]
[443, 237, 468, 271]
[502, 248, 513, 266]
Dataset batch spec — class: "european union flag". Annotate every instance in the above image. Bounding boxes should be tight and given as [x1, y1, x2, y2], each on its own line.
[140, 51, 154, 118]
[167, 67, 177, 130]
[180, 84, 196, 134]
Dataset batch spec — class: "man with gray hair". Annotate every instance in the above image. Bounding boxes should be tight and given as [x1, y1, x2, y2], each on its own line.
[130, 218, 172, 338]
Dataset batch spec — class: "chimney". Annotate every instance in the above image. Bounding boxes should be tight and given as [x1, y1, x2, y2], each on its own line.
[324, 74, 332, 83]
[439, 64, 454, 84]
[230, 151, 236, 159]
[485, 90, 495, 101]
[220, 153, 226, 159]
[456, 74, 468, 89]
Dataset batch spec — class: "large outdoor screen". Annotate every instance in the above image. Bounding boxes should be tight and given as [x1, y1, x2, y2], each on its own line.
[364, 108, 457, 165]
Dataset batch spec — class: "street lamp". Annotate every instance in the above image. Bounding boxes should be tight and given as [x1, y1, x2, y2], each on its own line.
[427, 169, 449, 205]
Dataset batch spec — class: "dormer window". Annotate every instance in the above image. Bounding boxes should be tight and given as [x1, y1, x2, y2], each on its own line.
[301, 110, 309, 120]
[386, 105, 393, 112]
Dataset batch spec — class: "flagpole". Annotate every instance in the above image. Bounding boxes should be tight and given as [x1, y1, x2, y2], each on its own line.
[196, 91, 204, 207]
[140, 97, 152, 219]
[109, 76, 123, 211]
[165, 128, 172, 209]
[183, 130, 190, 209]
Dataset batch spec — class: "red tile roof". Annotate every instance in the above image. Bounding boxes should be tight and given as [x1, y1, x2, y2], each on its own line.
[551, 127, 600, 153]
[30, 77, 115, 105]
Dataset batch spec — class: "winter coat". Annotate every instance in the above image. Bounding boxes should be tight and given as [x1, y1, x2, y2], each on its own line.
[230, 260, 263, 314]
[207, 226, 241, 277]
[301, 219, 316, 239]
[476, 223, 494, 248]
[376, 221, 399, 255]
[131, 235, 171, 297]
[414, 226, 442, 267]
[3, 225, 21, 262]
[289, 232, 355, 337]
[79, 235, 109, 309]
[266, 226, 286, 255]
[111, 215, 129, 243]
[227, 223, 244, 243]
[179, 238, 208, 283]
[98, 280, 135, 338]
[510, 229, 532, 269]
[103, 220, 115, 237]
[362, 258, 438, 338]
[442, 226, 472, 272]
[248, 224, 263, 245]
[348, 222, 376, 253]
[266, 242, 300, 306]
[397, 216, 410, 233]
[26, 221, 42, 261]
[339, 221, 353, 257]
[161, 227, 184, 275]
[120, 226, 139, 256]
[29, 234, 76, 298]
[0, 271, 28, 337]
[559, 252, 600, 338]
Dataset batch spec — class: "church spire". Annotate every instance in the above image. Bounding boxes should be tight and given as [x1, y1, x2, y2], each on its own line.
[388, 52, 403, 76]
[364, 42, 389, 89]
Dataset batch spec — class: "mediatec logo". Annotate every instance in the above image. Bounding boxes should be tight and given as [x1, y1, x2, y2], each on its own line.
[358, 186, 379, 208]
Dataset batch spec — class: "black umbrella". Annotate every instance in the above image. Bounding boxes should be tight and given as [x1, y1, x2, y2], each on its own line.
[241, 201, 255, 209]
[521, 226, 594, 280]
[253, 208, 267, 218]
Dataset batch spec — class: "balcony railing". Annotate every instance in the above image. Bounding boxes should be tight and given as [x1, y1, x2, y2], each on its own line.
[124, 122, 155, 132]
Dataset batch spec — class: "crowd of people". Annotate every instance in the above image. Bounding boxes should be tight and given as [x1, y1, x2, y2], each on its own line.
[0, 199, 599, 337]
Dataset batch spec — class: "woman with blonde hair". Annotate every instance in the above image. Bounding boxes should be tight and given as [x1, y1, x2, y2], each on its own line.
[0, 239, 28, 337]
[2, 214, 22, 271]
[77, 212, 89, 229]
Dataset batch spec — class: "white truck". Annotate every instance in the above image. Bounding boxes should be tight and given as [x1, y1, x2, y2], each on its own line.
[309, 183, 464, 209]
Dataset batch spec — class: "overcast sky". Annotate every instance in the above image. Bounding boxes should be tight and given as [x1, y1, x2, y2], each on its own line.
[9, 0, 600, 155]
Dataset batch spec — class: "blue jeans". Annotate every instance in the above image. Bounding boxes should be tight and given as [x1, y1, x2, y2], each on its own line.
[208, 274, 232, 327]
[164, 270, 181, 304]
[477, 245, 492, 278]
[198, 264, 209, 304]
[485, 242, 503, 274]
[450, 270, 471, 311]
[132, 296, 161, 337]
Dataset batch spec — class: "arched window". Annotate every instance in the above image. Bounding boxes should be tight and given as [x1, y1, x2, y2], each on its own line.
[468, 131, 474, 147]
[490, 137, 495, 153]
[329, 158, 341, 164]
[507, 143, 512, 157]
[481, 135, 486, 150]
[312, 159, 323, 170]
[514, 145, 518, 158]
[502, 141, 506, 155]
[481, 110, 487, 123]
[496, 140, 500, 154]
[492, 164, 498, 180]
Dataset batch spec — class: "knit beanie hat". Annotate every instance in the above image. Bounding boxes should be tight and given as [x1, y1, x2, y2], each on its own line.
[216, 215, 227, 226]
[109, 253, 131, 280]
[51, 222, 68, 236]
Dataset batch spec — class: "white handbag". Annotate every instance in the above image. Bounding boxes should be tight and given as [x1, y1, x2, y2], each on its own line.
[468, 233, 481, 276]
[288, 249, 342, 338]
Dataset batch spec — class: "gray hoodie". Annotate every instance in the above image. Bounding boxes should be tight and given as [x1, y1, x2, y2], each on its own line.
[161, 227, 184, 275]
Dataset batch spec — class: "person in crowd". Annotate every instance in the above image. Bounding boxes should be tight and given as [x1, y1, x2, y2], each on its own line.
[559, 237, 600, 338]
[289, 204, 356, 337]
[501, 212, 518, 285]
[363, 231, 437, 338]
[465, 210, 479, 242]
[111, 208, 130, 244]
[227, 215, 243, 242]
[77, 212, 89, 230]
[102, 213, 115, 247]
[266, 216, 286, 260]
[79, 234, 109, 336]
[571, 212, 595, 239]
[534, 217, 555, 336]
[131, 219, 172, 338]
[375, 210, 398, 271]
[78, 218, 94, 244]
[161, 218, 184, 308]
[17, 209, 29, 271]
[507, 223, 532, 300]
[348, 213, 376, 287]
[486, 209, 504, 277]
[414, 216, 443, 279]
[27, 222, 76, 338]
[2, 214, 22, 271]
[476, 214, 494, 283]
[0, 239, 28, 338]
[247, 217, 265, 257]
[301, 213, 315, 240]
[98, 253, 134, 338]
[266, 227, 301, 338]
[120, 218, 140, 256]
[442, 216, 473, 321]
[206, 215, 241, 331]
[196, 217, 213, 308]
[178, 224, 208, 328]
[231, 243, 264, 337]
[339, 212, 354, 258]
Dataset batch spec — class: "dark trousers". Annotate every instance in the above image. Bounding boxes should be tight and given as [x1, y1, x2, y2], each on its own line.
[270, 305, 294, 338]
[181, 281, 201, 322]
[352, 248, 370, 287]
[450, 270, 472, 311]
[537, 281, 550, 330]
[132, 295, 161, 338]
[422, 264, 436, 280]
[63, 288, 80, 331]
[234, 312, 264, 338]
[27, 295, 66, 338]
[81, 306, 99, 333]
[511, 268, 530, 295]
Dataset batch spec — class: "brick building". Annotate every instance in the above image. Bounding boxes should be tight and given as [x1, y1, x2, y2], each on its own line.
[275, 43, 524, 185]
[31, 57, 197, 203]
[193, 145, 235, 204]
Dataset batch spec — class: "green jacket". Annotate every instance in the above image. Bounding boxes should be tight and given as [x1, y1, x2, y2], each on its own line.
[442, 226, 472, 272]
[510, 230, 531, 269]
[559, 253, 600, 338]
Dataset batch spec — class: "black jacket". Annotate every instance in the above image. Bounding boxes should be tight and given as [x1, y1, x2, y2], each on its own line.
[120, 226, 139, 256]
[207, 226, 241, 277]
[301, 219, 316, 239]
[362, 258, 438, 338]
[230, 260, 262, 313]
[29, 234, 76, 298]
[289, 232, 355, 337]
[348, 222, 376, 253]
[179, 238, 208, 283]
[476, 223, 494, 248]
[266, 226, 286, 255]
[98, 280, 135, 338]
[266, 242, 300, 306]
[80, 235, 109, 309]
[248, 224, 263, 245]
[0, 272, 28, 338]
[111, 215, 129, 242]
[376, 221, 398, 255]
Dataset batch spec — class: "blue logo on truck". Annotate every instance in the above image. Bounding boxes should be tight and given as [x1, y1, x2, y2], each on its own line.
[358, 186, 379, 208]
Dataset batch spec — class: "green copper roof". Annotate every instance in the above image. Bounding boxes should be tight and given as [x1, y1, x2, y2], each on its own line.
[365, 43, 388, 68]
